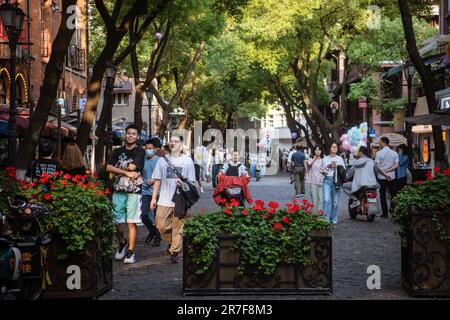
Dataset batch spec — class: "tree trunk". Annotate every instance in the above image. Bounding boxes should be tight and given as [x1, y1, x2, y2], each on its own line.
[398, 0, 446, 165]
[16, 0, 77, 175]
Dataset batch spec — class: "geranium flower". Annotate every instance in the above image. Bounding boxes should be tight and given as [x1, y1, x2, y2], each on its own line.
[242, 209, 249, 216]
[230, 199, 240, 207]
[63, 174, 72, 179]
[273, 222, 283, 232]
[43, 193, 52, 201]
[61, 179, 68, 186]
[53, 171, 60, 177]
[247, 199, 254, 205]
[268, 208, 276, 215]
[281, 217, 290, 224]
[444, 168, 450, 175]
[291, 199, 298, 204]
[263, 214, 269, 219]
[414, 180, 424, 184]
[434, 167, 440, 173]
[28, 182, 36, 187]
[105, 188, 111, 195]
[22, 185, 28, 190]
[268, 201, 279, 210]
[317, 210, 324, 215]
[224, 208, 232, 215]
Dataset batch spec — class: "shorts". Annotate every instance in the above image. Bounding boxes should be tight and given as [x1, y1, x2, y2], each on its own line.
[112, 192, 142, 224]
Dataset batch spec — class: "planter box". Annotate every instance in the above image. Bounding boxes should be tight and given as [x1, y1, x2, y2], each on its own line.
[401, 209, 450, 297]
[42, 235, 113, 299]
[183, 231, 332, 295]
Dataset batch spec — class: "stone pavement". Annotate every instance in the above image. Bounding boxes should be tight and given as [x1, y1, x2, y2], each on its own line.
[101, 173, 411, 300]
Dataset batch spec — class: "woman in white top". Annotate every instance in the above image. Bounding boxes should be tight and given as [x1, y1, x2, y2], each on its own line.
[320, 142, 346, 224]
[306, 146, 324, 214]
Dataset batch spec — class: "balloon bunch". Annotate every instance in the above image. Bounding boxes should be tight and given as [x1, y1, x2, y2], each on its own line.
[340, 122, 368, 154]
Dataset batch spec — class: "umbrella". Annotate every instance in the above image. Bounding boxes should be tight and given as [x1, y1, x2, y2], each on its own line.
[372, 133, 407, 148]
[404, 113, 450, 126]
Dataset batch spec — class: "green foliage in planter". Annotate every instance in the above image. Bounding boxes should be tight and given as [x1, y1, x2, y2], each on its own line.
[184, 198, 331, 277]
[0, 168, 115, 258]
[393, 169, 450, 248]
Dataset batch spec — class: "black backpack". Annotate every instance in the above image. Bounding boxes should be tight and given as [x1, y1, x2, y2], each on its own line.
[226, 163, 242, 177]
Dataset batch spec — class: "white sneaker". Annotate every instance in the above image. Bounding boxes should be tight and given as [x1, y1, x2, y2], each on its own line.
[124, 251, 135, 264]
[114, 241, 128, 260]
[200, 187, 204, 193]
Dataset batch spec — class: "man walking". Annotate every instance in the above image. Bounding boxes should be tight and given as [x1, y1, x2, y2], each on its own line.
[150, 135, 196, 263]
[375, 137, 399, 218]
[141, 137, 163, 247]
[107, 124, 146, 264]
[290, 145, 307, 197]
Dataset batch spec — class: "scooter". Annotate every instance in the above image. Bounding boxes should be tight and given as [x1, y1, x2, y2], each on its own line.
[0, 194, 52, 300]
[347, 186, 380, 222]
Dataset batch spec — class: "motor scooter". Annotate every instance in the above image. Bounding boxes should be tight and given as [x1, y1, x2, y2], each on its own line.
[0, 193, 52, 300]
[346, 185, 380, 222]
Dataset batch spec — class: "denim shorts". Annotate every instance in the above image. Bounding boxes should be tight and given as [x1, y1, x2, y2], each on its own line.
[112, 192, 142, 224]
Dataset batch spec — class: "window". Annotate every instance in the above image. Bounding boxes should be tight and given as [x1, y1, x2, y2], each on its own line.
[267, 115, 274, 128]
[0, 77, 6, 104]
[113, 93, 129, 107]
[66, 28, 85, 71]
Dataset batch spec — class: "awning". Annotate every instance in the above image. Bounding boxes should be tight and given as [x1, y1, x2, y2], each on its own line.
[405, 113, 450, 126]
[372, 133, 407, 148]
[113, 80, 132, 93]
[435, 108, 450, 115]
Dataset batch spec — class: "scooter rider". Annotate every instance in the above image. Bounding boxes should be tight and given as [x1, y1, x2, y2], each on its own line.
[343, 146, 379, 208]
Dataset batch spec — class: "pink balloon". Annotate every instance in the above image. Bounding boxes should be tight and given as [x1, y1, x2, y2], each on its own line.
[340, 134, 348, 142]
[350, 146, 356, 154]
[342, 140, 351, 151]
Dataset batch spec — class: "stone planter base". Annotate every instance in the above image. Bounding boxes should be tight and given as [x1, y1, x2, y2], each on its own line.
[183, 231, 332, 295]
[42, 236, 113, 299]
[402, 211, 450, 297]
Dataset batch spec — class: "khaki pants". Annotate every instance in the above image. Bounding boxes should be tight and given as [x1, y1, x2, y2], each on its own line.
[310, 183, 323, 213]
[293, 166, 305, 195]
[155, 205, 184, 254]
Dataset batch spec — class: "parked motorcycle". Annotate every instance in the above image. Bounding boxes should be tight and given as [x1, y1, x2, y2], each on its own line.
[0, 193, 52, 300]
[347, 186, 380, 222]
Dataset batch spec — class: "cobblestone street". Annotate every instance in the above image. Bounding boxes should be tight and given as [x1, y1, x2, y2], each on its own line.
[102, 173, 409, 300]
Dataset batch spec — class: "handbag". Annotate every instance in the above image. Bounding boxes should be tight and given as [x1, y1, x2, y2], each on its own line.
[162, 156, 199, 209]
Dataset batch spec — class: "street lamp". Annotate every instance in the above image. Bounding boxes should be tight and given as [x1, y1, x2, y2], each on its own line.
[104, 62, 116, 163]
[403, 61, 415, 159]
[146, 88, 153, 135]
[0, 0, 26, 166]
[330, 100, 339, 123]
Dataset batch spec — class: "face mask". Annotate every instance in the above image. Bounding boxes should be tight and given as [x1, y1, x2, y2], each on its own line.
[146, 149, 156, 157]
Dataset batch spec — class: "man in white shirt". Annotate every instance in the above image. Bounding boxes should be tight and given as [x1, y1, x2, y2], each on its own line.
[375, 137, 399, 218]
[151, 135, 196, 263]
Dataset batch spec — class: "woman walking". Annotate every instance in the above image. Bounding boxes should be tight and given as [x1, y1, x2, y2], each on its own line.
[321, 143, 346, 224]
[396, 144, 409, 193]
[306, 146, 324, 214]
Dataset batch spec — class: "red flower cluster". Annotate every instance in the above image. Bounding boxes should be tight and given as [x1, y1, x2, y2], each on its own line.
[5, 166, 16, 179]
[229, 198, 240, 207]
[281, 217, 290, 224]
[286, 203, 300, 214]
[268, 201, 279, 210]
[273, 222, 283, 232]
[242, 209, 249, 216]
[252, 200, 265, 211]
[444, 168, 450, 175]
[224, 208, 232, 215]
[43, 193, 52, 201]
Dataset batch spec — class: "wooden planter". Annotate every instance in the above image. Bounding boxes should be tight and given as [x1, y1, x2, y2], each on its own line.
[42, 235, 113, 299]
[401, 209, 450, 297]
[183, 230, 332, 295]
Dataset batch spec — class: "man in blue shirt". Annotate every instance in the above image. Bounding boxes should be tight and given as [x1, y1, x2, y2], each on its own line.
[290, 145, 307, 197]
[141, 137, 163, 246]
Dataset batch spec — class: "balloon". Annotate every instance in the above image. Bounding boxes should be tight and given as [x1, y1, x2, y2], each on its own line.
[340, 134, 348, 142]
[350, 146, 356, 154]
[342, 140, 351, 150]
[360, 127, 365, 133]
[360, 141, 367, 147]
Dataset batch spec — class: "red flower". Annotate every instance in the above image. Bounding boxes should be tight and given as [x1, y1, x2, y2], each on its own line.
[281, 217, 290, 224]
[414, 180, 424, 184]
[61, 179, 68, 186]
[82, 184, 88, 189]
[434, 167, 440, 173]
[224, 208, 232, 215]
[22, 185, 28, 190]
[263, 214, 269, 219]
[105, 188, 111, 195]
[247, 199, 254, 205]
[63, 174, 72, 179]
[230, 199, 240, 207]
[268, 208, 276, 215]
[444, 168, 450, 175]
[99, 191, 105, 197]
[287, 204, 300, 214]
[291, 199, 298, 204]
[268, 201, 279, 210]
[307, 209, 312, 214]
[242, 209, 249, 216]
[273, 222, 283, 232]
[317, 210, 324, 215]
[28, 182, 36, 187]
[43, 193, 52, 201]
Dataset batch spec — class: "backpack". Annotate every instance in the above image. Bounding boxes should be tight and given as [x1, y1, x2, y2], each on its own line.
[226, 163, 242, 177]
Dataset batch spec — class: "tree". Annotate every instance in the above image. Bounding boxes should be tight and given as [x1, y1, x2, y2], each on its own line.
[397, 0, 446, 166]
[16, 0, 78, 176]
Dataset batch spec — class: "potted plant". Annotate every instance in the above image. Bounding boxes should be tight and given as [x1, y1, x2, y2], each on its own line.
[393, 167, 450, 297]
[0, 167, 115, 299]
[183, 198, 332, 295]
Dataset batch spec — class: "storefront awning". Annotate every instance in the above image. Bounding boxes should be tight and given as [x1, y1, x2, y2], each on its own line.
[414, 96, 429, 117]
[405, 113, 450, 126]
